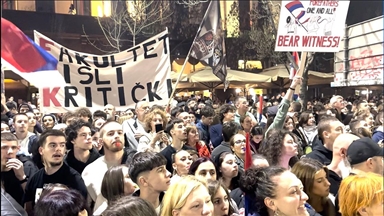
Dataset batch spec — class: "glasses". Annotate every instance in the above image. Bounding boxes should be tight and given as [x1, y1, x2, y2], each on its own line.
[235, 140, 246, 144]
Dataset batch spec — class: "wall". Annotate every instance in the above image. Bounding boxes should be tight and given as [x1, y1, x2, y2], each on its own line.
[333, 15, 383, 87]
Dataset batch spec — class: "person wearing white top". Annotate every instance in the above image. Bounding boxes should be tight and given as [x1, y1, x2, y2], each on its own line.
[122, 101, 150, 150]
[82, 121, 129, 213]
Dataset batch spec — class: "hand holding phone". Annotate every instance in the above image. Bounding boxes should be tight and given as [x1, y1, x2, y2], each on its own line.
[155, 124, 163, 133]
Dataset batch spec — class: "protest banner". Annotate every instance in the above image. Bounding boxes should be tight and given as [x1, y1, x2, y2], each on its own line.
[275, 0, 350, 52]
[32, 30, 171, 113]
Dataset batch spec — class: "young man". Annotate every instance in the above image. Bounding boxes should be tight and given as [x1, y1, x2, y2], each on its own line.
[160, 119, 193, 173]
[24, 130, 87, 215]
[234, 97, 257, 125]
[306, 116, 345, 165]
[129, 152, 171, 214]
[13, 113, 38, 156]
[82, 120, 135, 212]
[211, 121, 240, 161]
[327, 133, 359, 196]
[64, 119, 101, 174]
[209, 104, 236, 148]
[196, 106, 215, 145]
[1, 132, 38, 205]
[347, 137, 383, 176]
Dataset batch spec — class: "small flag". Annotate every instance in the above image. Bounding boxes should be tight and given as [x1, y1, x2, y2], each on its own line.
[289, 51, 300, 80]
[190, 1, 228, 90]
[258, 95, 263, 123]
[244, 132, 253, 216]
[285, 1, 310, 29]
[244, 132, 252, 170]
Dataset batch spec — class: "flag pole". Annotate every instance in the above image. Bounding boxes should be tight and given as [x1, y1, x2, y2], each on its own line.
[166, 0, 214, 111]
[294, 51, 308, 94]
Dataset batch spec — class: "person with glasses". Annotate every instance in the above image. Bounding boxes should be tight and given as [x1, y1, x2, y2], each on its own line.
[122, 100, 150, 150]
[229, 134, 246, 171]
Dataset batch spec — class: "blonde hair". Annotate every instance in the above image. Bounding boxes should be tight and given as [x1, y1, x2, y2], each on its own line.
[144, 109, 167, 133]
[160, 175, 207, 216]
[118, 115, 131, 125]
[339, 173, 383, 216]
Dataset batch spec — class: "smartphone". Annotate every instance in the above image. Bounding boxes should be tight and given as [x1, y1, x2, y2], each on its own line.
[155, 124, 163, 133]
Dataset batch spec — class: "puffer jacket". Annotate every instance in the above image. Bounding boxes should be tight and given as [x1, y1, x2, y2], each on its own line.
[1, 188, 28, 216]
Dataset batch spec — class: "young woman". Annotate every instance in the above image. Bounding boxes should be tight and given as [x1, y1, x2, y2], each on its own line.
[94, 165, 138, 215]
[102, 196, 157, 216]
[250, 126, 264, 154]
[291, 158, 336, 216]
[189, 157, 217, 182]
[41, 113, 57, 130]
[239, 115, 252, 134]
[161, 175, 213, 216]
[214, 152, 240, 191]
[185, 126, 211, 157]
[229, 134, 246, 171]
[34, 189, 90, 216]
[207, 180, 236, 216]
[297, 111, 318, 149]
[339, 173, 383, 216]
[259, 129, 299, 169]
[240, 167, 320, 216]
[171, 150, 193, 184]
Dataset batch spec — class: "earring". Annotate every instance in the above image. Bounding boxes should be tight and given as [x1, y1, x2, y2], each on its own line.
[273, 209, 280, 216]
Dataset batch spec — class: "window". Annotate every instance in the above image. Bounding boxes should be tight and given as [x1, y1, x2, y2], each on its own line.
[74, 0, 90, 16]
[91, 0, 111, 17]
[35, 0, 54, 13]
[55, 0, 72, 14]
[15, 0, 36, 11]
[2, 0, 15, 10]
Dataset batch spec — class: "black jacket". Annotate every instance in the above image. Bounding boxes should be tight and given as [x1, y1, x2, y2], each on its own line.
[1, 188, 28, 216]
[305, 138, 333, 165]
[17, 154, 39, 178]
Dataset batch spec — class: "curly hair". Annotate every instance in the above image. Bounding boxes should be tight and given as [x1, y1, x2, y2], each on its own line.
[143, 109, 168, 133]
[259, 129, 297, 166]
[64, 119, 92, 150]
[239, 167, 286, 215]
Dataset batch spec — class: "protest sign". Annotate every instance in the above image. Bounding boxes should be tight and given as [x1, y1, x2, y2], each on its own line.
[33, 30, 172, 113]
[275, 0, 350, 52]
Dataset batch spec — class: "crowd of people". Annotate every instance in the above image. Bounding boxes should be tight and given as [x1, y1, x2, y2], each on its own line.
[1, 77, 383, 216]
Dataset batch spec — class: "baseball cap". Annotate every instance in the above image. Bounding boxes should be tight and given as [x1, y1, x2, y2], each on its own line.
[347, 137, 384, 165]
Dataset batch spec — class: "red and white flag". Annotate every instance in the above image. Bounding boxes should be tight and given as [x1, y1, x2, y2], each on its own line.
[289, 51, 300, 79]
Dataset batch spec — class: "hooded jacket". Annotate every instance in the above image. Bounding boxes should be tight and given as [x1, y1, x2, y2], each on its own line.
[305, 137, 333, 165]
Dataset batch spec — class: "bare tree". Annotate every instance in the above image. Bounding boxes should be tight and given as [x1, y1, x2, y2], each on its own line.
[225, 0, 287, 71]
[83, 0, 172, 53]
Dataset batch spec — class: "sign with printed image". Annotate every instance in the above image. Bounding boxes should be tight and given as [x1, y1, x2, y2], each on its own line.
[275, 0, 350, 52]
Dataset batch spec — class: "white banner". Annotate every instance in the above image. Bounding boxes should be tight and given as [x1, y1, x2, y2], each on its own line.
[275, 0, 350, 52]
[33, 30, 172, 113]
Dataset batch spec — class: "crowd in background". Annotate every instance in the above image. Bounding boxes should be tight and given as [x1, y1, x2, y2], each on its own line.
[1, 77, 383, 216]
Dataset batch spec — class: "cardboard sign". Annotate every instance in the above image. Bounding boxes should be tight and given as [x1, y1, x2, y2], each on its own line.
[32, 30, 172, 113]
[275, 0, 350, 52]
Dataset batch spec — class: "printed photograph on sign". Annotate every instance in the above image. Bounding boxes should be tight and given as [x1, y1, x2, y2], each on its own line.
[275, 0, 350, 52]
